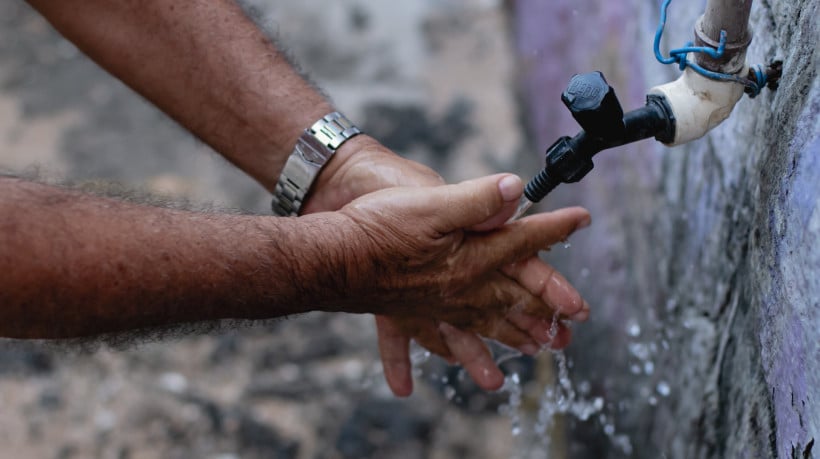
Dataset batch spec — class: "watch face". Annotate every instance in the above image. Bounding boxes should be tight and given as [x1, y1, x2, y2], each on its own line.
[296, 133, 332, 166]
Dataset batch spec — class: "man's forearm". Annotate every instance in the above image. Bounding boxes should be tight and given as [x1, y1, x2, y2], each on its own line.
[0, 178, 353, 339]
[27, 0, 335, 190]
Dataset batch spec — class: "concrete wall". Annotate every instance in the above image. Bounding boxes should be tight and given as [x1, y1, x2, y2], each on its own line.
[514, 0, 818, 457]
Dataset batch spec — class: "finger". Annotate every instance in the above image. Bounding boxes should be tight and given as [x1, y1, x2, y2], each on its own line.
[548, 322, 573, 349]
[469, 179, 522, 232]
[467, 206, 591, 268]
[507, 310, 572, 350]
[428, 174, 523, 233]
[375, 316, 413, 397]
[503, 256, 589, 321]
[507, 309, 560, 346]
[439, 322, 504, 391]
[481, 317, 540, 355]
[403, 320, 453, 359]
[469, 199, 519, 232]
[435, 272, 549, 327]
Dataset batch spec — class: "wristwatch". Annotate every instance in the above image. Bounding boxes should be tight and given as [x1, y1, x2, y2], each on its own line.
[271, 112, 362, 216]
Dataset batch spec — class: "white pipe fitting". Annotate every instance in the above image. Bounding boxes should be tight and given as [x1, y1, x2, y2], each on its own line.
[649, 67, 747, 146]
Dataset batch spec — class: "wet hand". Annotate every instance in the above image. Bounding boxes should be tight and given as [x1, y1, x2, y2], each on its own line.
[301, 140, 589, 396]
[336, 173, 591, 393]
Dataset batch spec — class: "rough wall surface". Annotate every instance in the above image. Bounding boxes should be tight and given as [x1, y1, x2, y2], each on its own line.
[515, 0, 818, 457]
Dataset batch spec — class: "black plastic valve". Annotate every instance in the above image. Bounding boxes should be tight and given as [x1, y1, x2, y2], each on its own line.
[561, 71, 626, 140]
[522, 70, 676, 205]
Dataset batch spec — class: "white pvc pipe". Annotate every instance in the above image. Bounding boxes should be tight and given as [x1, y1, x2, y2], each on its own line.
[648, 67, 747, 146]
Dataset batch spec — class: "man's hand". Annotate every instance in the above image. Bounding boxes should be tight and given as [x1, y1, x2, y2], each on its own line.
[333, 175, 591, 384]
[305, 143, 590, 396]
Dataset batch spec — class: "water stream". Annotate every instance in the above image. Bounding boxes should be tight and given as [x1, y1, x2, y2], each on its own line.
[510, 195, 535, 222]
[401, 198, 675, 456]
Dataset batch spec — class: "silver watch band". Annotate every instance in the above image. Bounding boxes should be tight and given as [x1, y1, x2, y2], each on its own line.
[271, 112, 361, 216]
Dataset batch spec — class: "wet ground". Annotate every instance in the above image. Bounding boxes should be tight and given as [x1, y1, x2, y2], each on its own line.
[0, 1, 538, 458]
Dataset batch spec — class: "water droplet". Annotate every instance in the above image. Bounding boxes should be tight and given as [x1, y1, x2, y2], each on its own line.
[444, 385, 456, 400]
[643, 361, 654, 375]
[630, 364, 642, 374]
[604, 424, 615, 436]
[648, 396, 658, 406]
[657, 381, 671, 397]
[578, 380, 591, 395]
[511, 424, 522, 436]
[612, 434, 634, 455]
[580, 268, 590, 278]
[628, 342, 650, 360]
[563, 241, 572, 249]
[627, 322, 641, 337]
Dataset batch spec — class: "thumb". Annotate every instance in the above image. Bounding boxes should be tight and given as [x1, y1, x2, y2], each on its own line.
[430, 174, 522, 233]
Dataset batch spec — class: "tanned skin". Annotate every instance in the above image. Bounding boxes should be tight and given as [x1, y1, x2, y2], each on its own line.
[1, 175, 588, 337]
[13, 0, 592, 395]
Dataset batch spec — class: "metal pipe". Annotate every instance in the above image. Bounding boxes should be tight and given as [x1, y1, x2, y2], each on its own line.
[694, 0, 754, 73]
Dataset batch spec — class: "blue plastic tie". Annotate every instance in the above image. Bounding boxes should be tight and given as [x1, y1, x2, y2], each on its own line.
[654, 0, 765, 98]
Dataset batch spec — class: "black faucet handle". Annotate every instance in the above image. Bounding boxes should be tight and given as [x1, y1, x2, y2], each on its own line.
[561, 71, 626, 140]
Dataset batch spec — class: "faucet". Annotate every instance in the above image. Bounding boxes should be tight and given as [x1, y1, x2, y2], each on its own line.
[523, 72, 675, 203]
[519, 0, 782, 207]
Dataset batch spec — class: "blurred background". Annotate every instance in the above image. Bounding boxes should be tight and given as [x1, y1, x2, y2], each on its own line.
[0, 1, 540, 458]
[2, 0, 817, 458]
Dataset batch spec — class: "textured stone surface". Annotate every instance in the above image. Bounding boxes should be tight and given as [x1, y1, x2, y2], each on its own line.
[515, 0, 818, 457]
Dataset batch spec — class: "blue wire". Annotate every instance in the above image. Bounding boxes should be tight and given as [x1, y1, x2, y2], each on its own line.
[653, 0, 765, 97]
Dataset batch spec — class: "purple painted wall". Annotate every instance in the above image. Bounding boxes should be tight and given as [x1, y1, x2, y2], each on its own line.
[513, 0, 819, 457]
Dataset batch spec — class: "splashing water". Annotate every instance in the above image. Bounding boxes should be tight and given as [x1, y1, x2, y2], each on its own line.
[410, 342, 432, 378]
[407, 207, 651, 456]
[408, 316, 636, 456]
[497, 372, 523, 436]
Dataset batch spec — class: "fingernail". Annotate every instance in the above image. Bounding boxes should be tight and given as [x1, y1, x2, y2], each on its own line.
[519, 343, 539, 356]
[576, 214, 592, 229]
[571, 301, 590, 321]
[498, 175, 523, 202]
